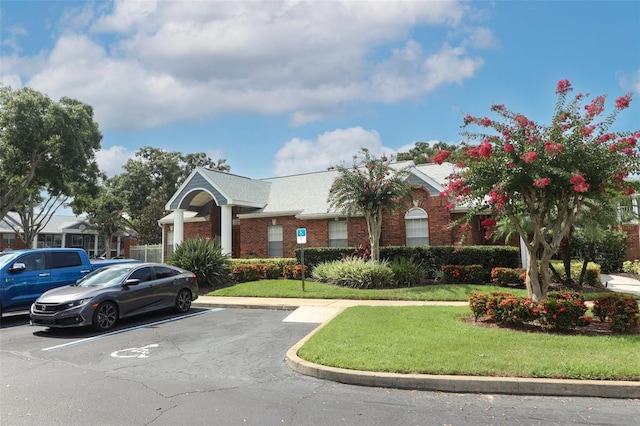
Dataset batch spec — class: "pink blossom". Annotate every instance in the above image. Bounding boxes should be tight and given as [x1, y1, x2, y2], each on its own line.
[556, 79, 572, 95]
[503, 142, 515, 154]
[520, 151, 537, 164]
[544, 141, 562, 157]
[585, 95, 606, 118]
[570, 174, 590, 193]
[581, 125, 596, 137]
[433, 149, 452, 165]
[596, 133, 615, 143]
[625, 187, 636, 195]
[444, 203, 455, 211]
[533, 177, 550, 188]
[481, 117, 491, 127]
[615, 93, 632, 110]
[478, 141, 492, 158]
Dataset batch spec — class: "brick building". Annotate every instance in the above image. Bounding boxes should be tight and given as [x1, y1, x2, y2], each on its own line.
[160, 161, 494, 259]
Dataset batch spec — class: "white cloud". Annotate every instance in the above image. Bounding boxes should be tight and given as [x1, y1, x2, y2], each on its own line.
[273, 127, 395, 176]
[618, 70, 640, 95]
[7, 1, 489, 131]
[96, 145, 134, 177]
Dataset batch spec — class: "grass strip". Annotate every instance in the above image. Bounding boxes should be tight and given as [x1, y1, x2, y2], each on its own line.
[297, 306, 640, 381]
[209, 280, 612, 301]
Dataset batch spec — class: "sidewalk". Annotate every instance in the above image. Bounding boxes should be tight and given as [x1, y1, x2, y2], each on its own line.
[192, 285, 640, 399]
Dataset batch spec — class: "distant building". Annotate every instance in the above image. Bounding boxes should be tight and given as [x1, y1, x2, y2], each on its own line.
[158, 161, 498, 259]
[0, 212, 135, 258]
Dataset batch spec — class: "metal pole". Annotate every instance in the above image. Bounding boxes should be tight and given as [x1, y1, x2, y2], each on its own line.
[301, 245, 305, 292]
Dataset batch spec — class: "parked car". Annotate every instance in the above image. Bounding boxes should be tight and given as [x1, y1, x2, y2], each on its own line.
[30, 263, 198, 331]
[0, 248, 140, 319]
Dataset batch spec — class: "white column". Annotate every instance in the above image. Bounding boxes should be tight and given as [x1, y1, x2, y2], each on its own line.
[221, 205, 232, 256]
[520, 237, 528, 268]
[174, 209, 185, 247]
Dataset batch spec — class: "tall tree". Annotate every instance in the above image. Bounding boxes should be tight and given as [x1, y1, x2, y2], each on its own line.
[109, 147, 229, 244]
[5, 191, 69, 247]
[76, 185, 128, 259]
[396, 141, 463, 164]
[441, 80, 639, 301]
[0, 86, 102, 221]
[328, 148, 414, 261]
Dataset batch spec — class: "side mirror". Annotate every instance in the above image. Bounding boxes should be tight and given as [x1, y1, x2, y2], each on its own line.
[9, 262, 26, 273]
[124, 278, 140, 286]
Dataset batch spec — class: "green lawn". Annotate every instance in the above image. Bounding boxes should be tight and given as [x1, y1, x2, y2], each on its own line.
[208, 279, 611, 301]
[298, 306, 640, 381]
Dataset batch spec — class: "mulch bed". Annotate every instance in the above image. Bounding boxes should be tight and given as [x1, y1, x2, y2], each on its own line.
[462, 316, 638, 336]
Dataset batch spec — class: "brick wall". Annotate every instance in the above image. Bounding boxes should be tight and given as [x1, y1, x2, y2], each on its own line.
[622, 224, 640, 261]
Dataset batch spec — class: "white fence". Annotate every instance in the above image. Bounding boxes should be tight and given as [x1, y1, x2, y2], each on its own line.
[129, 244, 163, 263]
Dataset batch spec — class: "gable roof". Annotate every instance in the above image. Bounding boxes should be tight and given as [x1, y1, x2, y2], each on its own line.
[163, 161, 458, 222]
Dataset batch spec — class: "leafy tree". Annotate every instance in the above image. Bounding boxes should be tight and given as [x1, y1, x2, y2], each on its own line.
[441, 80, 639, 301]
[396, 141, 463, 164]
[0, 86, 102, 221]
[328, 148, 414, 261]
[77, 185, 128, 259]
[109, 147, 230, 244]
[5, 191, 69, 247]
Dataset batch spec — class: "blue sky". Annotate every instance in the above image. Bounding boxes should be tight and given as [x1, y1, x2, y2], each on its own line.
[1, 1, 639, 180]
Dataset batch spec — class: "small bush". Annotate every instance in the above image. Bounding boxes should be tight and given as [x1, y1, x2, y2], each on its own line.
[537, 291, 587, 331]
[468, 292, 490, 321]
[550, 260, 601, 286]
[232, 263, 263, 282]
[283, 264, 309, 280]
[261, 263, 282, 279]
[390, 258, 426, 287]
[494, 294, 537, 325]
[622, 260, 640, 275]
[167, 237, 231, 288]
[490, 267, 525, 287]
[593, 293, 640, 333]
[442, 264, 483, 284]
[312, 257, 395, 289]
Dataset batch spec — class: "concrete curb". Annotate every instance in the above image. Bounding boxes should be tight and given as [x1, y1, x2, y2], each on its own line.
[193, 298, 640, 399]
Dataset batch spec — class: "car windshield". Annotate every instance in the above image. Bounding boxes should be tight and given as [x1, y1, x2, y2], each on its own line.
[78, 265, 137, 288]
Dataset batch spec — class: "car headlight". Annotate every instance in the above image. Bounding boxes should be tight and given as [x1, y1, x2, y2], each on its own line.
[65, 298, 93, 309]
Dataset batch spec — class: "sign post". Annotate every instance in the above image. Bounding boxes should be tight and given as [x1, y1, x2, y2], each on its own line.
[296, 228, 307, 291]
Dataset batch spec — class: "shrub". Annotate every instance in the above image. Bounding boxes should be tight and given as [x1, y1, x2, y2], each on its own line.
[261, 263, 282, 279]
[167, 237, 231, 288]
[622, 260, 640, 275]
[283, 264, 309, 280]
[442, 264, 483, 284]
[232, 263, 262, 282]
[311, 257, 395, 289]
[537, 291, 587, 331]
[494, 294, 537, 325]
[593, 293, 640, 333]
[490, 267, 525, 287]
[468, 292, 490, 321]
[549, 260, 601, 287]
[390, 258, 426, 287]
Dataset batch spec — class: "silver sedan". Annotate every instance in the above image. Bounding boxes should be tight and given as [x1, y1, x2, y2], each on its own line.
[30, 263, 198, 331]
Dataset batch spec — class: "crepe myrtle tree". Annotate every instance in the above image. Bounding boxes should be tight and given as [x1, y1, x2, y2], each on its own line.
[438, 80, 639, 301]
[328, 148, 414, 261]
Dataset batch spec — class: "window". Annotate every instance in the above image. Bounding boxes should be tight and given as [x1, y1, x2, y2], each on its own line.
[154, 266, 178, 279]
[405, 208, 429, 246]
[71, 235, 83, 247]
[268, 225, 283, 258]
[328, 221, 348, 247]
[129, 267, 153, 283]
[19, 253, 46, 271]
[51, 251, 82, 269]
[2, 233, 15, 247]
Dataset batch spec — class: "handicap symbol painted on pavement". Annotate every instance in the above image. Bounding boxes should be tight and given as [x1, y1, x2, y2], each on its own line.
[111, 344, 159, 359]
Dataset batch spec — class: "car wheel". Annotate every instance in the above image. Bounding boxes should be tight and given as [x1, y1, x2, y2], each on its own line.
[92, 302, 118, 331]
[175, 289, 192, 313]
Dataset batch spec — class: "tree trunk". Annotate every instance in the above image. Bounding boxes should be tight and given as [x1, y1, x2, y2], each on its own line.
[525, 247, 545, 302]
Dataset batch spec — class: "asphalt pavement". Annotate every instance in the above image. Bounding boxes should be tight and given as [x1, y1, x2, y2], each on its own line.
[192, 274, 640, 399]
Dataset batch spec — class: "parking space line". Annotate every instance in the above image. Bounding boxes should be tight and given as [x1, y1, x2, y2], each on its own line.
[41, 308, 225, 352]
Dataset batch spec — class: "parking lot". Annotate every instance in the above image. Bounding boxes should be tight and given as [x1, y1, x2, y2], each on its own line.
[1, 308, 639, 426]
